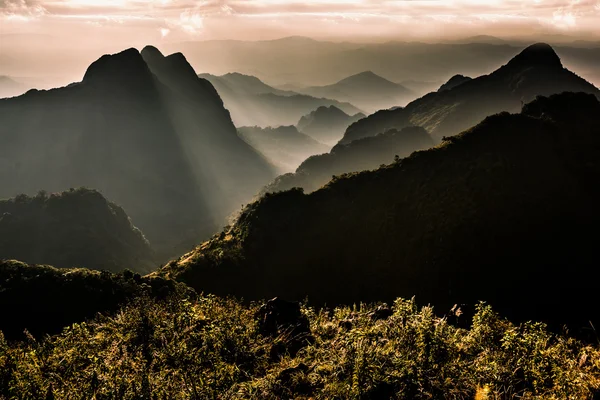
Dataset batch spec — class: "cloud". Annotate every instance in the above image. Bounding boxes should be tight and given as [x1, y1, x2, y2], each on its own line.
[1, 0, 599, 40]
[0, 0, 47, 20]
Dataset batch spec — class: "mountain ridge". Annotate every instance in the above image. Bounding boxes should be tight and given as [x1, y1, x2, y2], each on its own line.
[341, 43, 600, 144]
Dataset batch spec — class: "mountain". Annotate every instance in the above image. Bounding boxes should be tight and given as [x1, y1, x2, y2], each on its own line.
[341, 43, 600, 144]
[296, 105, 365, 144]
[438, 74, 472, 92]
[198, 72, 363, 127]
[265, 126, 433, 194]
[0, 76, 28, 98]
[238, 126, 329, 173]
[299, 71, 416, 113]
[0, 259, 181, 339]
[0, 47, 275, 260]
[160, 92, 600, 328]
[0, 188, 155, 273]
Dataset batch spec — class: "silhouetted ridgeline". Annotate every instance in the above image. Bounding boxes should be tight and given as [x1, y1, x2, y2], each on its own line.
[0, 259, 183, 340]
[238, 125, 329, 173]
[296, 105, 365, 145]
[0, 46, 275, 260]
[160, 92, 600, 329]
[264, 126, 433, 194]
[437, 74, 472, 92]
[0, 188, 154, 273]
[342, 43, 600, 144]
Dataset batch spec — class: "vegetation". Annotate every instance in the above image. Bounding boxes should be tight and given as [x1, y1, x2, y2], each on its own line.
[0, 188, 155, 273]
[1, 292, 600, 399]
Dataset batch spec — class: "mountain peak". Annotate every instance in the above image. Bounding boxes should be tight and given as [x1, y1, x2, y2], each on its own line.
[83, 48, 152, 88]
[506, 43, 562, 70]
[438, 75, 472, 92]
[140, 45, 165, 62]
[345, 71, 387, 82]
[142, 47, 198, 82]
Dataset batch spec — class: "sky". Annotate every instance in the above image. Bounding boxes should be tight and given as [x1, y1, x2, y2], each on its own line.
[1, 0, 600, 45]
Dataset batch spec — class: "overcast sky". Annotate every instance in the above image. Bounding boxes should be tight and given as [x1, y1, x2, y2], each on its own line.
[1, 0, 600, 45]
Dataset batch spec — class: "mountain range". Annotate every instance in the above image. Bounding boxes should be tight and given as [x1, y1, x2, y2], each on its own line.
[298, 71, 416, 113]
[0, 188, 154, 273]
[165, 38, 600, 89]
[160, 91, 600, 328]
[238, 125, 329, 173]
[0, 46, 275, 260]
[296, 105, 365, 145]
[265, 126, 433, 194]
[198, 72, 362, 127]
[341, 43, 600, 144]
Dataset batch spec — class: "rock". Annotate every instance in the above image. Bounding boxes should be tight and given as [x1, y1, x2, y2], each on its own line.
[256, 297, 311, 337]
[370, 305, 393, 321]
[338, 319, 353, 330]
[256, 297, 313, 360]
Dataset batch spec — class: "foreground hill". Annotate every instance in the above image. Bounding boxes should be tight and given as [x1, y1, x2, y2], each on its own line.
[199, 72, 363, 126]
[299, 71, 416, 113]
[265, 127, 433, 194]
[238, 126, 329, 173]
[0, 188, 155, 273]
[0, 47, 275, 259]
[0, 259, 181, 339]
[161, 92, 600, 328]
[341, 43, 600, 144]
[2, 292, 599, 398]
[296, 105, 365, 145]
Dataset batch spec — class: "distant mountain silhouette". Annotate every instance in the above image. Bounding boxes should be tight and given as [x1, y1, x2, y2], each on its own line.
[0, 47, 275, 260]
[341, 43, 600, 144]
[296, 105, 365, 144]
[0, 188, 154, 273]
[161, 92, 600, 329]
[238, 125, 329, 173]
[264, 126, 433, 194]
[438, 75, 472, 92]
[300, 71, 416, 113]
[0, 75, 28, 98]
[198, 72, 363, 127]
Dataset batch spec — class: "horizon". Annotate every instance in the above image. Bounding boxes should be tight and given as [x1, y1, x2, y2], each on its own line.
[2, 0, 600, 44]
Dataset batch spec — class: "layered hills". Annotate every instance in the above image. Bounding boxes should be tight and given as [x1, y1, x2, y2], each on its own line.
[296, 105, 365, 145]
[198, 72, 362, 127]
[265, 126, 433, 194]
[299, 71, 415, 113]
[0, 46, 275, 260]
[341, 43, 600, 144]
[0, 188, 154, 273]
[161, 92, 600, 328]
[238, 125, 329, 173]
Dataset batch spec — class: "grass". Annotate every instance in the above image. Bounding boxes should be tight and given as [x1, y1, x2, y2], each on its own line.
[1, 293, 599, 399]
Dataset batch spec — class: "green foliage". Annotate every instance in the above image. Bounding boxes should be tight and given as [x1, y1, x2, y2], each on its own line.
[0, 187, 155, 273]
[1, 295, 599, 399]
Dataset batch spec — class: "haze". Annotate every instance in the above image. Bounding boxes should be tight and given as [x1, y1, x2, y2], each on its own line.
[1, 0, 600, 87]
